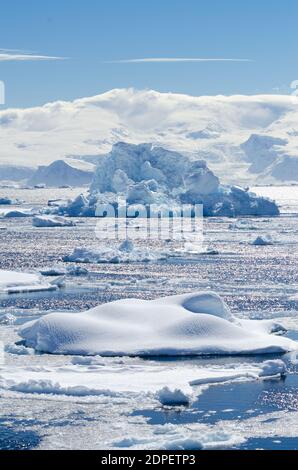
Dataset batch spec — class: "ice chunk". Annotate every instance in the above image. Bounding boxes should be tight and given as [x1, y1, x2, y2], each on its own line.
[258, 359, 286, 378]
[32, 215, 76, 227]
[251, 234, 273, 245]
[63, 242, 168, 264]
[0, 197, 20, 205]
[20, 291, 297, 356]
[156, 387, 191, 406]
[184, 160, 219, 196]
[5, 343, 34, 355]
[40, 266, 67, 276]
[3, 209, 34, 218]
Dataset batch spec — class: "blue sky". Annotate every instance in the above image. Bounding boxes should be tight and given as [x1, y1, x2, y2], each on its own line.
[0, 0, 298, 107]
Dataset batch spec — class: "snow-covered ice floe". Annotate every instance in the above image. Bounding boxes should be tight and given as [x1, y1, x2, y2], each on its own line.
[32, 215, 76, 227]
[64, 240, 168, 264]
[0, 359, 288, 400]
[20, 291, 297, 356]
[111, 425, 246, 450]
[0, 270, 58, 294]
[1, 208, 36, 218]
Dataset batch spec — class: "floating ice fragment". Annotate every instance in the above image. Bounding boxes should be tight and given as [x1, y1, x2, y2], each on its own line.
[32, 215, 76, 227]
[156, 387, 191, 406]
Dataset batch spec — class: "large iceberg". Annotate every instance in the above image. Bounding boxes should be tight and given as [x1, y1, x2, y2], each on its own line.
[60, 142, 279, 218]
[20, 291, 296, 356]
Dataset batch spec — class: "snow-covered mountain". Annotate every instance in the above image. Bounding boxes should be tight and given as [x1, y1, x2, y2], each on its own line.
[28, 159, 95, 187]
[0, 164, 34, 182]
[0, 88, 297, 184]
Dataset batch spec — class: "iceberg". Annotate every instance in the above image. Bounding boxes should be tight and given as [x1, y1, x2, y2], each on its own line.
[60, 143, 279, 218]
[20, 291, 296, 356]
[0, 269, 58, 294]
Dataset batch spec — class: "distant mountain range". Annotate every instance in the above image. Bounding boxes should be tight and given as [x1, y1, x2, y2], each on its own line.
[0, 88, 297, 185]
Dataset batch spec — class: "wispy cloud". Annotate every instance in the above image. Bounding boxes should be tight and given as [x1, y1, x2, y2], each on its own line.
[0, 49, 65, 62]
[107, 57, 252, 64]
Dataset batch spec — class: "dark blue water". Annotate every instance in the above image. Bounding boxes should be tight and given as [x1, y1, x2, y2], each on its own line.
[0, 421, 40, 450]
[133, 370, 298, 449]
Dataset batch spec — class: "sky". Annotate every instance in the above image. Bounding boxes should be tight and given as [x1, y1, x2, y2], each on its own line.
[0, 0, 298, 108]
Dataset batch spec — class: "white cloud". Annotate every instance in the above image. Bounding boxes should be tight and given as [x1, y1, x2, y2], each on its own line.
[0, 49, 65, 62]
[107, 57, 252, 64]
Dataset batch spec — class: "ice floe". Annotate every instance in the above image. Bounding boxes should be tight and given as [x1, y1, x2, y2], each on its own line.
[112, 426, 246, 450]
[32, 215, 76, 227]
[0, 270, 59, 294]
[0, 359, 289, 399]
[63, 241, 168, 264]
[19, 291, 297, 356]
[2, 208, 35, 218]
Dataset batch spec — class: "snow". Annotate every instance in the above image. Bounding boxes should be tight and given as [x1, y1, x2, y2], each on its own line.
[0, 89, 298, 185]
[32, 215, 76, 227]
[241, 134, 288, 173]
[28, 159, 95, 187]
[0, 269, 58, 294]
[19, 291, 296, 356]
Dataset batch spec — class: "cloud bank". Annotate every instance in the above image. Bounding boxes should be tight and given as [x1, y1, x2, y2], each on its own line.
[107, 57, 252, 64]
[0, 88, 297, 185]
[0, 49, 64, 62]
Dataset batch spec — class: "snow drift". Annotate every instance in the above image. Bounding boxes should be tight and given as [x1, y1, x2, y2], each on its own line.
[20, 291, 296, 356]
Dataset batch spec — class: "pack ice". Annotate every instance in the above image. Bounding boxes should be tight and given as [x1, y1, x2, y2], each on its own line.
[60, 143, 279, 218]
[20, 291, 296, 356]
